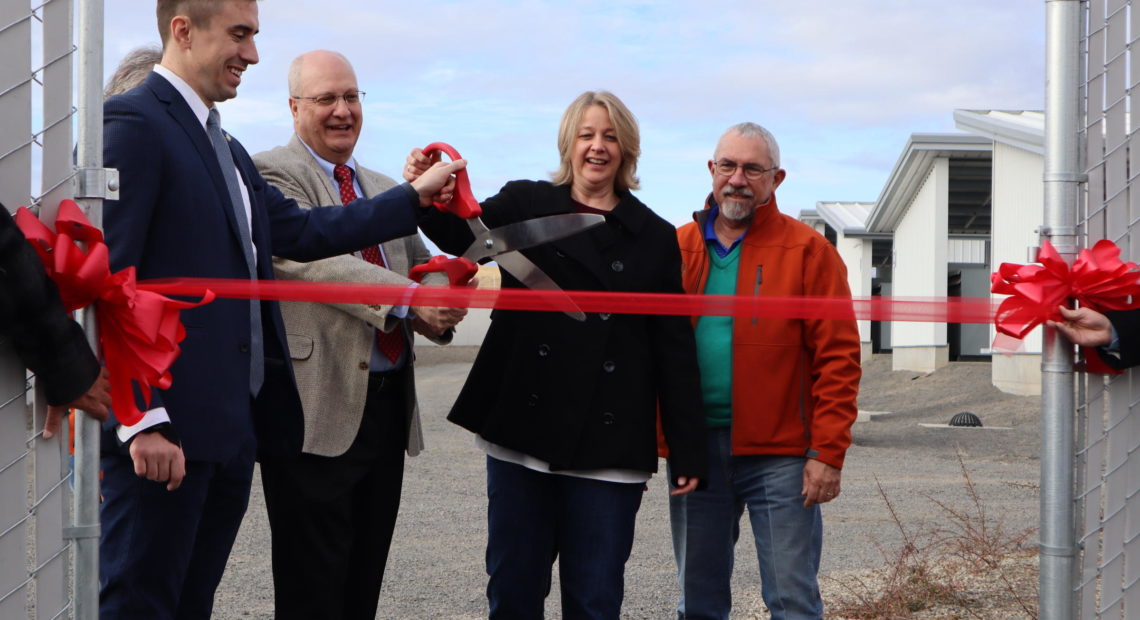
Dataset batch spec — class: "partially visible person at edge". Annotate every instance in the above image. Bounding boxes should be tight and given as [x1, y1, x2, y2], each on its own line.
[104, 45, 163, 99]
[1049, 306, 1140, 368]
[662, 122, 861, 620]
[405, 90, 707, 619]
[98, 1, 464, 618]
[253, 49, 468, 620]
[0, 203, 110, 437]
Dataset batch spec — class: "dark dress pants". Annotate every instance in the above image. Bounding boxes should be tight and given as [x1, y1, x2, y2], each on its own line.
[99, 435, 257, 620]
[260, 369, 408, 620]
[485, 456, 645, 620]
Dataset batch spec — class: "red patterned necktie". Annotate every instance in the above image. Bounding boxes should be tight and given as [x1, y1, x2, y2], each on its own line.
[333, 164, 406, 364]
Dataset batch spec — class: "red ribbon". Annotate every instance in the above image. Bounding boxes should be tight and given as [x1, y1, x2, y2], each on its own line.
[17, 201, 214, 425]
[991, 239, 1140, 372]
[139, 277, 998, 323]
[26, 197, 1137, 418]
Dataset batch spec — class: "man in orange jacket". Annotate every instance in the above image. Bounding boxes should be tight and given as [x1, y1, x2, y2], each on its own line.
[666, 123, 861, 620]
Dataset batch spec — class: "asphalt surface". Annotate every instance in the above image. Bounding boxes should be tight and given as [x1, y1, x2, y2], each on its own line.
[212, 348, 1040, 619]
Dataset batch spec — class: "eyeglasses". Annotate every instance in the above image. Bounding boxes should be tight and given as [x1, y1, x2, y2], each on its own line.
[713, 159, 778, 179]
[291, 91, 366, 107]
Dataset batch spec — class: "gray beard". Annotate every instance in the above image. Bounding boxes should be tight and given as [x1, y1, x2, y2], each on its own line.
[719, 197, 755, 223]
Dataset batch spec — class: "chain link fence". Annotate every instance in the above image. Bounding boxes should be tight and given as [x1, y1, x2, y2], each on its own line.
[1076, 0, 1140, 618]
[5, 2, 1140, 620]
[0, 0, 82, 618]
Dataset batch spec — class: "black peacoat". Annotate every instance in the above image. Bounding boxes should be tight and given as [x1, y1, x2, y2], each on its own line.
[419, 180, 707, 483]
[0, 205, 100, 406]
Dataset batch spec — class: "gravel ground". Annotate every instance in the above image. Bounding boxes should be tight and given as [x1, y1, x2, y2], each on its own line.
[212, 349, 1041, 619]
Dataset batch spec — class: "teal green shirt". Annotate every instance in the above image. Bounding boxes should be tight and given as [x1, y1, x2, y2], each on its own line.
[695, 243, 740, 428]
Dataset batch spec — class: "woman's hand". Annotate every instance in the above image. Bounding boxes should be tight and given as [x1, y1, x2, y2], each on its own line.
[670, 476, 700, 496]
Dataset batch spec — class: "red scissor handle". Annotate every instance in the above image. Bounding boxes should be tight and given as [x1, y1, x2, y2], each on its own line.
[408, 255, 479, 286]
[422, 142, 482, 219]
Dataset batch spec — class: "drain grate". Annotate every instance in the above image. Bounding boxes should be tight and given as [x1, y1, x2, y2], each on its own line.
[948, 411, 983, 427]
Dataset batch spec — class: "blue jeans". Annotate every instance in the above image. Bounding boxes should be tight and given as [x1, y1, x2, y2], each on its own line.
[668, 428, 823, 620]
[485, 456, 644, 619]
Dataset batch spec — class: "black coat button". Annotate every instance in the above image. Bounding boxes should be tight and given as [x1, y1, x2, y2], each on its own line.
[602, 412, 615, 425]
[538, 344, 550, 357]
[358, 361, 369, 370]
[611, 260, 624, 272]
[602, 361, 616, 373]
[528, 393, 539, 406]
[239, 343, 250, 353]
[555, 250, 566, 258]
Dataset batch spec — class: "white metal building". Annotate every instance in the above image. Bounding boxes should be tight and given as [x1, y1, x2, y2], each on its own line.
[953, 110, 1045, 395]
[802, 110, 1045, 395]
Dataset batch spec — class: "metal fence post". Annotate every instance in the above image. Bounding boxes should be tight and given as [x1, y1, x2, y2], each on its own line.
[1041, 1, 1084, 619]
[72, 1, 106, 618]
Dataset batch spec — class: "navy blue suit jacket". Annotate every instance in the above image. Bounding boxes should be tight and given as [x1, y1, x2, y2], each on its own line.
[1104, 310, 1140, 369]
[102, 72, 419, 462]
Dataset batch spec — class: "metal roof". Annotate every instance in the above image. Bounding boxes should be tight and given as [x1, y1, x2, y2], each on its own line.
[864, 133, 993, 234]
[952, 109, 1044, 155]
[814, 201, 874, 235]
[803, 110, 1042, 240]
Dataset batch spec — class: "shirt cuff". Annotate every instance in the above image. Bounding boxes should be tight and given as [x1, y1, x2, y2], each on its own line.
[1107, 325, 1121, 353]
[391, 282, 419, 319]
[115, 407, 171, 444]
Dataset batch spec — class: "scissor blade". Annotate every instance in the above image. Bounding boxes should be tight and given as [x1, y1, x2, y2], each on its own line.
[495, 251, 587, 321]
[461, 213, 605, 262]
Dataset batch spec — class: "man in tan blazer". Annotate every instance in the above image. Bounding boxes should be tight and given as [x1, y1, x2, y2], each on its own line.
[252, 50, 466, 620]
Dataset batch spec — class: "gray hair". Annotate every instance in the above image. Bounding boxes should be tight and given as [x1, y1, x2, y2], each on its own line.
[716, 122, 780, 169]
[104, 45, 162, 99]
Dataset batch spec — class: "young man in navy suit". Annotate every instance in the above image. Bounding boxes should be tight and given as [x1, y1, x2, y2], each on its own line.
[98, 2, 464, 618]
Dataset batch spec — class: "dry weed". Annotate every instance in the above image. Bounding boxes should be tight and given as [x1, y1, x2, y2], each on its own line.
[824, 449, 1038, 619]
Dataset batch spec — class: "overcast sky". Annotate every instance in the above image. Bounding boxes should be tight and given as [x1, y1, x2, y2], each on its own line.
[103, 1, 1045, 226]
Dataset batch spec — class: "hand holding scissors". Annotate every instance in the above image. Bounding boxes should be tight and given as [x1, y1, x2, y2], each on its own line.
[407, 143, 604, 321]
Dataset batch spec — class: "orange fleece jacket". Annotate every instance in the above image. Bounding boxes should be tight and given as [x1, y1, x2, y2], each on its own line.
[660, 193, 861, 469]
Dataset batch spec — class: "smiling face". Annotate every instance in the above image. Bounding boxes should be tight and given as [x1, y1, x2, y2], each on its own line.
[709, 131, 785, 222]
[168, 0, 259, 105]
[571, 104, 623, 193]
[289, 51, 362, 165]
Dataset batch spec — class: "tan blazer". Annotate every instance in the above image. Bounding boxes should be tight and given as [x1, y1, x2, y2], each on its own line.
[253, 135, 449, 457]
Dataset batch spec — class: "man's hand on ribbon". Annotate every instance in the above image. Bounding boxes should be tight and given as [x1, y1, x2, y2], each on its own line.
[1047, 306, 1114, 348]
[43, 367, 112, 439]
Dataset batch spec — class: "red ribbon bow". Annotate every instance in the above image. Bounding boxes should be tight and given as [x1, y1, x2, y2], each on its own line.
[16, 201, 214, 425]
[991, 239, 1140, 372]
